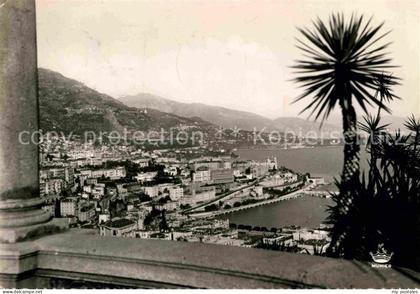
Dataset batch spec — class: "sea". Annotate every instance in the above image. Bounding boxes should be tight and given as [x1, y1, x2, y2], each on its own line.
[235, 146, 369, 183]
[220, 146, 369, 229]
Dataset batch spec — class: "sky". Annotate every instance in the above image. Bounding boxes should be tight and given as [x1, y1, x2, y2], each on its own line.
[36, 0, 419, 119]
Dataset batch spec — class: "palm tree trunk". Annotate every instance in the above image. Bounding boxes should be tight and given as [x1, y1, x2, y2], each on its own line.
[372, 95, 383, 178]
[340, 100, 360, 184]
[328, 99, 361, 257]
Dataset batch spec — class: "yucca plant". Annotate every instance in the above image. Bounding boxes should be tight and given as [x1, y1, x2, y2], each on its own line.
[293, 13, 398, 183]
[359, 114, 389, 153]
[359, 114, 389, 181]
[293, 13, 399, 254]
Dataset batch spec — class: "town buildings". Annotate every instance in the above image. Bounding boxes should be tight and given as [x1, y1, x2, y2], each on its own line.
[39, 135, 326, 257]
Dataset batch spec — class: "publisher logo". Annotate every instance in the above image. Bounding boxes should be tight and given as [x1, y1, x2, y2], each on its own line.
[370, 243, 393, 268]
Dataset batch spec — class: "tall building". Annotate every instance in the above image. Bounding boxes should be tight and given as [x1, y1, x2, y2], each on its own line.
[60, 198, 78, 217]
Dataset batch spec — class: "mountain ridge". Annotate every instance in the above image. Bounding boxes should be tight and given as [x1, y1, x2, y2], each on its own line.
[38, 68, 408, 140]
[119, 93, 273, 131]
[38, 68, 215, 136]
[119, 93, 342, 135]
[119, 93, 409, 136]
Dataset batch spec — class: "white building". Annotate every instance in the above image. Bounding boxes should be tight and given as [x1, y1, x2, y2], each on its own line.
[60, 199, 78, 217]
[260, 177, 285, 188]
[81, 167, 126, 180]
[143, 183, 179, 198]
[293, 229, 330, 241]
[135, 171, 158, 182]
[251, 163, 270, 179]
[92, 183, 105, 199]
[99, 211, 111, 224]
[169, 186, 184, 201]
[193, 166, 211, 183]
[164, 166, 178, 176]
[143, 186, 159, 198]
[132, 158, 149, 167]
[43, 178, 65, 195]
[233, 169, 242, 177]
[91, 167, 126, 180]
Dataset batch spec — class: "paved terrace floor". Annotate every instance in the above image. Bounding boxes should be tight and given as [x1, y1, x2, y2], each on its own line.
[1, 229, 419, 288]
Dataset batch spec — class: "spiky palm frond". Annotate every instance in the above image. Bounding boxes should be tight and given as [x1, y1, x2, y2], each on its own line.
[404, 115, 420, 154]
[372, 72, 400, 104]
[404, 114, 420, 133]
[359, 114, 389, 150]
[293, 13, 398, 122]
[359, 114, 389, 136]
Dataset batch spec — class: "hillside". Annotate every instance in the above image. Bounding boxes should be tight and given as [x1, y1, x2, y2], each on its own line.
[38, 69, 214, 135]
[119, 93, 274, 131]
[119, 93, 341, 136]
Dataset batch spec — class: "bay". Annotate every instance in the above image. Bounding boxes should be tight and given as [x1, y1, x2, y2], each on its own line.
[222, 147, 369, 228]
[221, 196, 334, 229]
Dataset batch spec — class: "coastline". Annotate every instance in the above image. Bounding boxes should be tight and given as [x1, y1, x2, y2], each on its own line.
[188, 182, 310, 218]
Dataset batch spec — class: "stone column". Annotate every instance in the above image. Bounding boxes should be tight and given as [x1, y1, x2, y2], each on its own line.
[0, 0, 64, 243]
[0, 2, 67, 287]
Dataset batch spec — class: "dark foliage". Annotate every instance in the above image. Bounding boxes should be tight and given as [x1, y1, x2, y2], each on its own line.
[327, 118, 420, 270]
[204, 204, 219, 212]
[293, 13, 419, 271]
